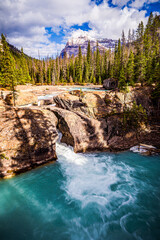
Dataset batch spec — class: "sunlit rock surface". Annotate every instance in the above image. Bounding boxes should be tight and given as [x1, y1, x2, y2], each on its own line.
[53, 92, 107, 118]
[5, 92, 38, 106]
[0, 107, 58, 178]
[49, 107, 109, 153]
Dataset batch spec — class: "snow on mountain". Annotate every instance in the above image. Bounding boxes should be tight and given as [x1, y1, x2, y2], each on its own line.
[60, 35, 117, 58]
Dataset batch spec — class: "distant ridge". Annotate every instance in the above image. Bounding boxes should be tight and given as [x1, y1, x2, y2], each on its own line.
[0, 38, 33, 59]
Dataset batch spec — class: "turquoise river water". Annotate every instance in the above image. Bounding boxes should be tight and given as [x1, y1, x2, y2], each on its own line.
[0, 142, 160, 240]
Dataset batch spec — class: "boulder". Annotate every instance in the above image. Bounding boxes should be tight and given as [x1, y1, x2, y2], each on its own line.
[103, 78, 118, 90]
[53, 92, 86, 114]
[0, 107, 58, 178]
[81, 92, 108, 118]
[5, 92, 38, 106]
[48, 107, 109, 153]
[53, 92, 108, 119]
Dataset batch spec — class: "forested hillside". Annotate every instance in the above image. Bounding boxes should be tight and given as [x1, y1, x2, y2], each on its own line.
[0, 13, 160, 90]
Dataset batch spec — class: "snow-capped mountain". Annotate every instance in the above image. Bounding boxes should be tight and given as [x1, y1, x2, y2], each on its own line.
[60, 35, 117, 58]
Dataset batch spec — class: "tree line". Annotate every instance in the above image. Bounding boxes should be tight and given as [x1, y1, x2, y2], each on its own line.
[0, 13, 160, 91]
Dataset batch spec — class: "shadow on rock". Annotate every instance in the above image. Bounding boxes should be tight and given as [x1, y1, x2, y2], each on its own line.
[0, 107, 58, 178]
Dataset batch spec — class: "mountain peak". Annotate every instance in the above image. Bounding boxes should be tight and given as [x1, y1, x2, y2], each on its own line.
[60, 35, 117, 58]
[67, 34, 96, 46]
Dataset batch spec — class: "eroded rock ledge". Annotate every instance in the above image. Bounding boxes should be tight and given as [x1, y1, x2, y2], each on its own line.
[0, 107, 58, 178]
[48, 107, 109, 153]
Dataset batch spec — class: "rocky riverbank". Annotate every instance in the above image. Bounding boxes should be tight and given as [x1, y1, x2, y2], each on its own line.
[0, 85, 159, 178]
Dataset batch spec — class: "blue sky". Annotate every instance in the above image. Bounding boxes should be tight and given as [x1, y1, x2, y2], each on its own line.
[0, 0, 159, 58]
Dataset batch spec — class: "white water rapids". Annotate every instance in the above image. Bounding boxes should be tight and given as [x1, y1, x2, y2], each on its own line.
[56, 141, 136, 216]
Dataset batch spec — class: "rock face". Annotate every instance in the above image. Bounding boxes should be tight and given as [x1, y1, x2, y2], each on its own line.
[105, 114, 160, 150]
[53, 92, 107, 118]
[105, 115, 139, 151]
[47, 106, 155, 152]
[53, 92, 81, 110]
[104, 87, 154, 115]
[52, 87, 160, 151]
[48, 107, 109, 153]
[0, 107, 58, 178]
[104, 90, 134, 114]
[81, 92, 108, 118]
[5, 92, 38, 106]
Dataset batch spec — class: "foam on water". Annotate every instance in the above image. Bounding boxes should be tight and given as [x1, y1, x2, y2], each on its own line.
[56, 142, 136, 213]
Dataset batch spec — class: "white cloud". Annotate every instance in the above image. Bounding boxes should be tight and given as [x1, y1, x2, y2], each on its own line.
[87, 3, 148, 39]
[130, 0, 159, 9]
[112, 0, 130, 7]
[7, 28, 65, 59]
[0, 0, 92, 57]
[0, 0, 159, 57]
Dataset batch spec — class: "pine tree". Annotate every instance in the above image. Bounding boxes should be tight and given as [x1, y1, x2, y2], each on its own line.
[96, 42, 101, 83]
[102, 51, 107, 80]
[136, 21, 144, 41]
[114, 39, 121, 78]
[90, 67, 94, 83]
[144, 32, 152, 84]
[121, 31, 127, 67]
[66, 64, 70, 83]
[121, 30, 126, 45]
[131, 29, 135, 42]
[128, 29, 132, 45]
[20, 47, 31, 84]
[118, 66, 127, 90]
[87, 40, 91, 65]
[152, 57, 160, 84]
[47, 65, 51, 84]
[42, 59, 46, 83]
[0, 34, 17, 105]
[134, 21, 146, 86]
[134, 49, 146, 86]
[127, 50, 134, 86]
[61, 52, 67, 82]
[77, 46, 83, 83]
[107, 60, 113, 78]
[55, 57, 60, 84]
[145, 12, 154, 35]
[83, 59, 89, 83]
